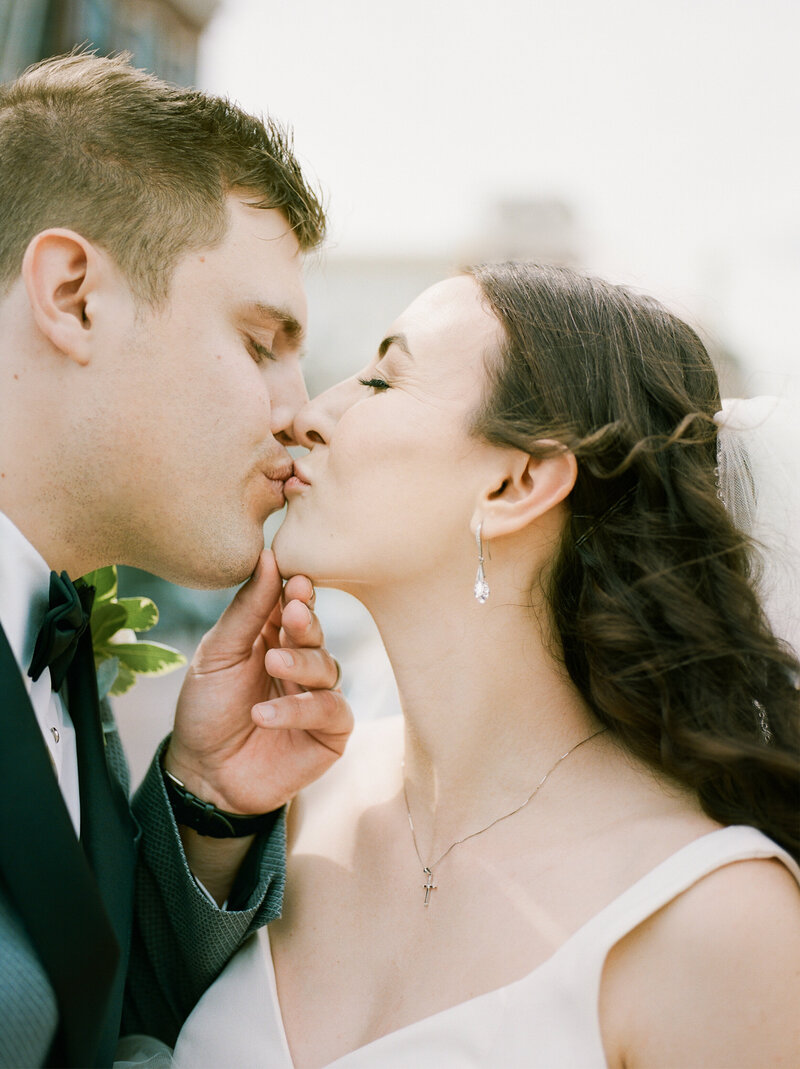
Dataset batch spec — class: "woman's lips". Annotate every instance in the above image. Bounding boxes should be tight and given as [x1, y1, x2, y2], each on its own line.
[284, 463, 312, 493]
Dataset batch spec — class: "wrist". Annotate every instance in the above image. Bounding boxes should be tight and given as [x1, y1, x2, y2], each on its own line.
[177, 826, 257, 906]
[163, 741, 232, 811]
[161, 753, 280, 840]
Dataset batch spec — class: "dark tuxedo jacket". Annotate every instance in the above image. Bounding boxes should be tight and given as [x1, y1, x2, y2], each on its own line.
[0, 619, 286, 1068]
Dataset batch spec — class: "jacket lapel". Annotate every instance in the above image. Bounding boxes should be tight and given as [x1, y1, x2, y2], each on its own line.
[0, 621, 123, 1067]
[68, 620, 139, 1065]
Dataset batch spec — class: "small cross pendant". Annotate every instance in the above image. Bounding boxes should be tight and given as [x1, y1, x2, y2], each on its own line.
[422, 867, 437, 907]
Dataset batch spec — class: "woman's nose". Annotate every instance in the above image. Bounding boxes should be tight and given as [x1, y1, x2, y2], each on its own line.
[292, 379, 354, 448]
[292, 395, 331, 447]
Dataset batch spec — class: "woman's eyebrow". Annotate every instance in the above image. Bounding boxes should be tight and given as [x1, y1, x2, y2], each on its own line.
[377, 333, 413, 360]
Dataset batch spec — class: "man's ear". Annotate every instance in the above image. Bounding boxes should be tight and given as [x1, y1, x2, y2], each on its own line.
[21, 229, 100, 365]
[474, 441, 578, 540]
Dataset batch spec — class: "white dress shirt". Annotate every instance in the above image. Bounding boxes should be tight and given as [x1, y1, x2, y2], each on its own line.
[0, 510, 81, 834]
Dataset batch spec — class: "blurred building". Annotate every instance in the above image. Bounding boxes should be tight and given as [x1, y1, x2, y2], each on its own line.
[304, 194, 744, 394]
[0, 0, 217, 84]
[305, 194, 740, 377]
[475, 196, 581, 266]
[304, 196, 584, 395]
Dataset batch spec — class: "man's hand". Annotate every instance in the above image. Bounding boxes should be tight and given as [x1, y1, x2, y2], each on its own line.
[163, 549, 352, 903]
[165, 548, 352, 815]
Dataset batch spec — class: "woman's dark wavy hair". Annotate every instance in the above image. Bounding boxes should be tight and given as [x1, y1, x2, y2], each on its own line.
[467, 262, 800, 860]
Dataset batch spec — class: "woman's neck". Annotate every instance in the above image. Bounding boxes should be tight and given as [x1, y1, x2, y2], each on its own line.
[352, 573, 601, 856]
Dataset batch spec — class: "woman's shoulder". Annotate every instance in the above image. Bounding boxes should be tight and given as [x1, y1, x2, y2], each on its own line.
[600, 835, 800, 1068]
[634, 843, 800, 962]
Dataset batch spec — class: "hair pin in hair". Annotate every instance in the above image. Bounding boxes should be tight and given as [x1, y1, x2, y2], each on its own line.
[574, 486, 637, 548]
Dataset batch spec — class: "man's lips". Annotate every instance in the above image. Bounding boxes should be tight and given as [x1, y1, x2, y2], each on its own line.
[265, 462, 294, 483]
[261, 461, 293, 499]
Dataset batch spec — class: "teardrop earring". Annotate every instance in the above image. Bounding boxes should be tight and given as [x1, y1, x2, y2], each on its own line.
[473, 523, 489, 603]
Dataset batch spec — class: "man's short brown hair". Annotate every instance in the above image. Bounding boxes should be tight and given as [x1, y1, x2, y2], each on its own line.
[0, 52, 326, 303]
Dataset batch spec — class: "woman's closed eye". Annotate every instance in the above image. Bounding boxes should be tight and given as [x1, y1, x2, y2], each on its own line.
[358, 375, 391, 392]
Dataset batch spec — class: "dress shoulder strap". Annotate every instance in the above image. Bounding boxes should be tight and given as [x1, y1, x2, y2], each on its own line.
[562, 825, 800, 966]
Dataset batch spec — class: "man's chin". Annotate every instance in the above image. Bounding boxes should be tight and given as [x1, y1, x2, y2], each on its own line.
[163, 543, 263, 590]
[219, 543, 265, 588]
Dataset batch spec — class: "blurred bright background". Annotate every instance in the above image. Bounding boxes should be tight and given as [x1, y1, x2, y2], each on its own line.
[4, 0, 799, 780]
[202, 0, 800, 400]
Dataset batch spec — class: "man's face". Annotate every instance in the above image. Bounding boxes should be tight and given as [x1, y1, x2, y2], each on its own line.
[98, 197, 308, 587]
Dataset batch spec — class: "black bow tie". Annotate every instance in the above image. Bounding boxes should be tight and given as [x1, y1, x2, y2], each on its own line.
[28, 571, 94, 691]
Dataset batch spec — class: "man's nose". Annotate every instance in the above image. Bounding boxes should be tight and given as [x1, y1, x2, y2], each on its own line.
[270, 363, 309, 444]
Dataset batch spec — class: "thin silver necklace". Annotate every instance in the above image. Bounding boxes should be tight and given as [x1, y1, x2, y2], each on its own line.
[402, 728, 606, 907]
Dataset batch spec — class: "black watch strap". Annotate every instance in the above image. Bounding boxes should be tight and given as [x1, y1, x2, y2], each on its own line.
[163, 768, 280, 839]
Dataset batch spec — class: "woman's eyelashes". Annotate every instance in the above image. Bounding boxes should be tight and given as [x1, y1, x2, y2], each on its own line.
[358, 375, 391, 392]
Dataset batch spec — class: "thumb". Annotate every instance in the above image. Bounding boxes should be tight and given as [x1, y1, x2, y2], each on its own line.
[201, 549, 282, 660]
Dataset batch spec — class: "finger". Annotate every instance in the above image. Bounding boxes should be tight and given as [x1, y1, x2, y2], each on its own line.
[264, 646, 341, 691]
[262, 589, 318, 657]
[261, 591, 285, 651]
[200, 550, 282, 661]
[252, 688, 354, 742]
[282, 573, 315, 609]
[280, 599, 324, 649]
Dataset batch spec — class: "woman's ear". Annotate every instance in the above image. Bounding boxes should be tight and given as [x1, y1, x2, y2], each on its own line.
[21, 229, 100, 365]
[474, 441, 577, 540]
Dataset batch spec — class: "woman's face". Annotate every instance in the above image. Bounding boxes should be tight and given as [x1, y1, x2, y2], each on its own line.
[274, 277, 506, 593]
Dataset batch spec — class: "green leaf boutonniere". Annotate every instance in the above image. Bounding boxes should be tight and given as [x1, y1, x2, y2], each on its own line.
[80, 565, 187, 699]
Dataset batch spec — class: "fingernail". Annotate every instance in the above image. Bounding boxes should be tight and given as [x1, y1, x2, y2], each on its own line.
[277, 649, 294, 668]
[257, 704, 278, 722]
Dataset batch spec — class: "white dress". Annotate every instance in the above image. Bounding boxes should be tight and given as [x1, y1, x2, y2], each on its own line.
[170, 826, 800, 1068]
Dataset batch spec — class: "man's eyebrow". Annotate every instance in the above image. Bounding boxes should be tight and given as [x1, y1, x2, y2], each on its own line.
[377, 333, 413, 360]
[242, 301, 304, 344]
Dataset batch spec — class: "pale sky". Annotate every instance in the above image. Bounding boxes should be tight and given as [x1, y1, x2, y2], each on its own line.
[199, 0, 800, 390]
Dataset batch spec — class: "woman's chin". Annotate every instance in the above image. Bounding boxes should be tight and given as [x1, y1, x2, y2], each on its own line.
[271, 538, 308, 581]
[272, 527, 367, 591]
[271, 543, 356, 594]
[272, 529, 320, 582]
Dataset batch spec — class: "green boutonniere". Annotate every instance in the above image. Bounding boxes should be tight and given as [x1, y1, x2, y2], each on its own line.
[80, 565, 187, 699]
